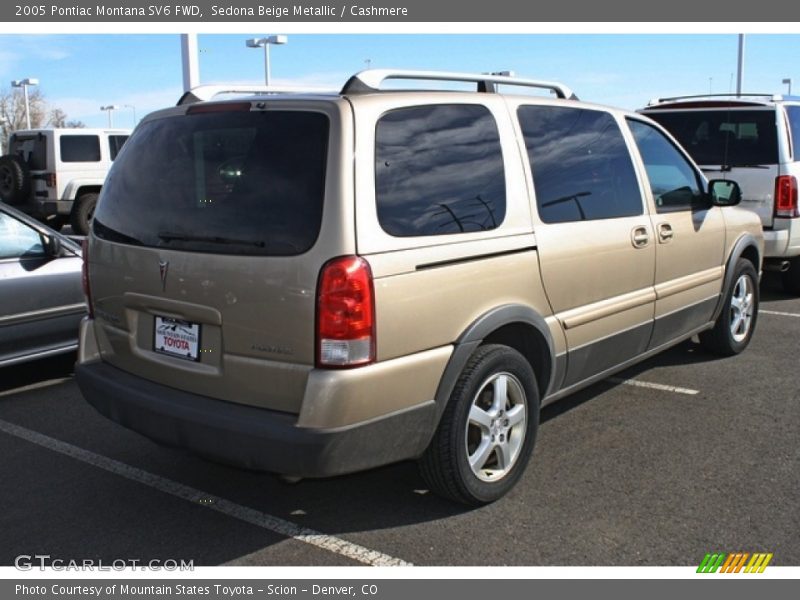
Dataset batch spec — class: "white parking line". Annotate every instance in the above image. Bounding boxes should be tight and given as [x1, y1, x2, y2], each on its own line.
[606, 377, 699, 395]
[760, 309, 800, 318]
[0, 378, 72, 399]
[0, 418, 411, 567]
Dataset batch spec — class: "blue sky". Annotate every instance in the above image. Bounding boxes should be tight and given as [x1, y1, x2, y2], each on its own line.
[0, 33, 799, 129]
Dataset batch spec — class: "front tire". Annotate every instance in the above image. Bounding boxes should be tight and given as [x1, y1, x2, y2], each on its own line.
[700, 258, 759, 356]
[419, 344, 539, 506]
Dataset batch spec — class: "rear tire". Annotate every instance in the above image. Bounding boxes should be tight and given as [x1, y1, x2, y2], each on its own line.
[0, 155, 31, 205]
[700, 258, 758, 356]
[419, 344, 539, 506]
[70, 192, 98, 235]
[46, 215, 68, 232]
[781, 257, 800, 296]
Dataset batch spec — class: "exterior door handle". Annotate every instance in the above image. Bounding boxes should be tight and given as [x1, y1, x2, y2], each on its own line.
[658, 223, 674, 243]
[631, 226, 650, 248]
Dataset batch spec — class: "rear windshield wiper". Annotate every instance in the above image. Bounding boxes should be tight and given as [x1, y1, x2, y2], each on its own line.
[158, 231, 266, 248]
[701, 164, 770, 172]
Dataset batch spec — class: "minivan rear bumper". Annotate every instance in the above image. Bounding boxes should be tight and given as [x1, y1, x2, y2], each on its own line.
[76, 361, 438, 477]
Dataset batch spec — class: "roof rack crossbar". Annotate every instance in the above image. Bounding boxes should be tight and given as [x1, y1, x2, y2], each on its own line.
[340, 69, 577, 99]
[177, 84, 337, 106]
[649, 92, 781, 105]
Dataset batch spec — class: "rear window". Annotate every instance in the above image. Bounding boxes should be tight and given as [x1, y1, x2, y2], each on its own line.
[93, 110, 329, 256]
[60, 135, 101, 162]
[646, 109, 779, 166]
[10, 135, 47, 170]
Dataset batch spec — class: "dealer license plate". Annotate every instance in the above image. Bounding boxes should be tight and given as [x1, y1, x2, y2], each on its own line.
[154, 316, 200, 361]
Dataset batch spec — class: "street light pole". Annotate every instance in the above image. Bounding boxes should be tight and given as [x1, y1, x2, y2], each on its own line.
[11, 78, 39, 130]
[246, 35, 288, 86]
[100, 105, 120, 128]
[123, 104, 137, 126]
[783, 78, 793, 96]
[736, 34, 745, 97]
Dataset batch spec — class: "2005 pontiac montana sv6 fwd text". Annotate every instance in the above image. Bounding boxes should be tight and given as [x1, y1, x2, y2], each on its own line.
[76, 70, 763, 505]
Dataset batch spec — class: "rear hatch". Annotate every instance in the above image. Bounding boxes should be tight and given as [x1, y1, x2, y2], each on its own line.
[9, 132, 52, 202]
[88, 101, 343, 413]
[645, 106, 780, 227]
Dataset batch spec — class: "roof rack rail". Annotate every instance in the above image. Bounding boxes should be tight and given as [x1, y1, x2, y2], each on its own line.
[340, 69, 577, 99]
[176, 84, 337, 106]
[648, 93, 781, 105]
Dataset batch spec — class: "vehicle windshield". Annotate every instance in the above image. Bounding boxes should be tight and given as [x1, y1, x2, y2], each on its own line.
[647, 109, 778, 167]
[93, 109, 329, 256]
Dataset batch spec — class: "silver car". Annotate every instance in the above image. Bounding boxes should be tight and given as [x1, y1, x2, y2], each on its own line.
[0, 203, 85, 367]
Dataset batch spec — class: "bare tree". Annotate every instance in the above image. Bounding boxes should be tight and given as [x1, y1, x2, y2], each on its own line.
[0, 86, 82, 152]
[0, 87, 48, 131]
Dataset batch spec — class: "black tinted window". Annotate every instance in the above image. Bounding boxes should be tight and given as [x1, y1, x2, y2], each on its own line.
[108, 135, 128, 160]
[646, 109, 778, 166]
[628, 119, 704, 212]
[786, 106, 800, 160]
[94, 110, 329, 256]
[60, 135, 101, 162]
[375, 104, 506, 237]
[518, 105, 642, 223]
[10, 135, 47, 170]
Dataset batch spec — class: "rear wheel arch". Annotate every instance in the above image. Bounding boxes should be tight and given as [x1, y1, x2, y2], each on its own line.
[434, 305, 555, 418]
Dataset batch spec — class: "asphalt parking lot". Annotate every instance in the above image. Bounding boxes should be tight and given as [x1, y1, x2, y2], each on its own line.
[0, 273, 798, 568]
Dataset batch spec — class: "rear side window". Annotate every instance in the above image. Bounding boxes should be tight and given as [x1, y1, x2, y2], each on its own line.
[646, 109, 778, 166]
[518, 105, 642, 223]
[375, 104, 506, 237]
[108, 135, 129, 160]
[60, 135, 101, 162]
[94, 110, 329, 256]
[786, 106, 800, 161]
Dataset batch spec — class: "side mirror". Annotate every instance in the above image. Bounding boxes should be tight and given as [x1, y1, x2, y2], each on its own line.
[41, 233, 62, 257]
[709, 179, 742, 207]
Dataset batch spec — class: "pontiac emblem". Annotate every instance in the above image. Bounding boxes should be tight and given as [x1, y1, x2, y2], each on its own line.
[158, 260, 169, 292]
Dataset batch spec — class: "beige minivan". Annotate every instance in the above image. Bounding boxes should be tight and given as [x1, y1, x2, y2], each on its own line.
[76, 70, 763, 505]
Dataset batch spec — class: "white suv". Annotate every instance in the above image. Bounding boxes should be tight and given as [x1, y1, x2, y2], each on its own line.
[640, 95, 800, 294]
[0, 127, 131, 235]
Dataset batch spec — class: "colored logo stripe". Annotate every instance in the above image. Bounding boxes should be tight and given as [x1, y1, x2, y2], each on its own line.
[697, 552, 773, 573]
[745, 553, 773, 573]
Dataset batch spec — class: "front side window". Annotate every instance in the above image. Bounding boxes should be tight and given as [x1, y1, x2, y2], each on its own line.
[628, 119, 705, 212]
[518, 105, 643, 224]
[60, 135, 101, 162]
[0, 213, 44, 259]
[375, 104, 506, 237]
[646, 109, 778, 166]
[94, 110, 329, 256]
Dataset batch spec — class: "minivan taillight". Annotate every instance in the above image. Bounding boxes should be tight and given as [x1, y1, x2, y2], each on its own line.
[775, 175, 799, 218]
[81, 238, 94, 318]
[316, 256, 375, 368]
